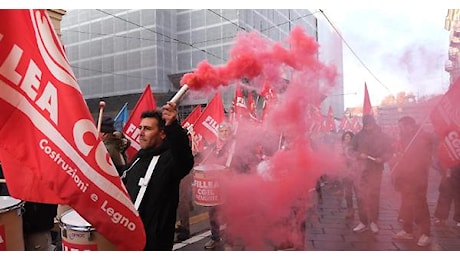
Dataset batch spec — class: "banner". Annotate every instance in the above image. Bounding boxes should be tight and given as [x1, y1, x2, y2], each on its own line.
[430, 79, 460, 168]
[0, 10, 145, 250]
[122, 84, 156, 160]
[114, 102, 128, 131]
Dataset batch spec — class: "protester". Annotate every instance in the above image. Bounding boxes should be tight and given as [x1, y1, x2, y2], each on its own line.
[99, 116, 126, 176]
[391, 116, 434, 247]
[200, 121, 235, 250]
[350, 115, 393, 234]
[340, 131, 357, 219]
[175, 172, 193, 242]
[22, 202, 58, 251]
[433, 164, 460, 227]
[122, 102, 194, 251]
[114, 130, 131, 164]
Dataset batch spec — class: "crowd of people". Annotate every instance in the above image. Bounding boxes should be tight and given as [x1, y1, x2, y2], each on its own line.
[2, 104, 460, 251]
[313, 114, 460, 249]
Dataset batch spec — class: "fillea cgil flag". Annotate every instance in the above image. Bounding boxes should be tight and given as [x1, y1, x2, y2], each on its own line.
[0, 9, 145, 250]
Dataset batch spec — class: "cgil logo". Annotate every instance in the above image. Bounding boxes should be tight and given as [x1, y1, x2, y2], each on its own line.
[445, 131, 460, 160]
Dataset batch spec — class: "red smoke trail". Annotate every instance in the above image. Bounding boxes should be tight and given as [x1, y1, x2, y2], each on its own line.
[185, 25, 341, 249]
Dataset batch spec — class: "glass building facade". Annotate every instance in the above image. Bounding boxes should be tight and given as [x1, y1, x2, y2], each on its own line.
[61, 9, 342, 117]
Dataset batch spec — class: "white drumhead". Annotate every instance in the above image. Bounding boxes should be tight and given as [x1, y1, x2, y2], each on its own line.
[0, 196, 22, 210]
[194, 164, 226, 172]
[61, 209, 91, 227]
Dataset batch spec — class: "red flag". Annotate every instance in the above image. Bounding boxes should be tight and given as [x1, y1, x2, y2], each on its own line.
[192, 92, 225, 144]
[338, 115, 349, 132]
[351, 117, 362, 133]
[234, 84, 247, 116]
[122, 84, 156, 160]
[0, 10, 145, 250]
[260, 81, 277, 122]
[181, 105, 203, 155]
[344, 116, 354, 132]
[323, 105, 336, 132]
[430, 79, 460, 168]
[247, 90, 258, 121]
[181, 105, 202, 129]
[260, 80, 276, 100]
[363, 82, 374, 116]
[309, 106, 324, 133]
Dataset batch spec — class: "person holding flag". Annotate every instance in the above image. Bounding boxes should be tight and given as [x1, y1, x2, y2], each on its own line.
[122, 101, 194, 250]
[391, 116, 433, 247]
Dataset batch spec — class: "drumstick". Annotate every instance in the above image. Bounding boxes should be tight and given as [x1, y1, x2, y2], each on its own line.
[96, 100, 106, 132]
[0, 178, 6, 183]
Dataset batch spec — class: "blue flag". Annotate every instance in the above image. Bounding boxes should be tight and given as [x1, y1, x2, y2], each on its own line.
[114, 102, 128, 131]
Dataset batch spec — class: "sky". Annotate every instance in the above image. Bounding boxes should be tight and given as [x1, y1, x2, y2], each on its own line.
[318, 8, 451, 108]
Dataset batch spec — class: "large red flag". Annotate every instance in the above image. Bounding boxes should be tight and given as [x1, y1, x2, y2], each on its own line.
[122, 84, 156, 161]
[192, 92, 225, 145]
[0, 10, 145, 250]
[363, 82, 374, 116]
[430, 79, 460, 168]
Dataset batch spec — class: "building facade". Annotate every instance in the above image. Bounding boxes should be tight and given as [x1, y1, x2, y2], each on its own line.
[445, 9, 460, 86]
[61, 9, 343, 119]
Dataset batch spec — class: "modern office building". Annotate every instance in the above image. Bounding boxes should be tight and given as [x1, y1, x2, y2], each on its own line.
[445, 9, 460, 85]
[60, 9, 343, 119]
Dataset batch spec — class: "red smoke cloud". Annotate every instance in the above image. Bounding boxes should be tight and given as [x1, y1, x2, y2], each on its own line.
[185, 25, 341, 249]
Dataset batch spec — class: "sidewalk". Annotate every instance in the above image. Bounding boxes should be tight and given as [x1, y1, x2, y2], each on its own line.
[175, 167, 460, 251]
[304, 167, 460, 251]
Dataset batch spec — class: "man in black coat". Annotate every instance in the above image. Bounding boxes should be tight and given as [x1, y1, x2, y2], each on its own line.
[123, 102, 194, 250]
[350, 115, 393, 234]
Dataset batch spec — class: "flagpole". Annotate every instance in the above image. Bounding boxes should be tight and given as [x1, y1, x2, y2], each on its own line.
[388, 96, 445, 177]
[97, 100, 105, 132]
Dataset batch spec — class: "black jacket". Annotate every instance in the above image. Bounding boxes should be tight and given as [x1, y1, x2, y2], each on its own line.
[23, 202, 57, 234]
[124, 120, 194, 250]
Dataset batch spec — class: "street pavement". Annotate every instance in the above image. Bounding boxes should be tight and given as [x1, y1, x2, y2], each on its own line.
[174, 166, 460, 251]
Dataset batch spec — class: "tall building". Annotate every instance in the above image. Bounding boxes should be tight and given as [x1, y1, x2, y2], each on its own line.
[61, 9, 343, 118]
[445, 9, 460, 86]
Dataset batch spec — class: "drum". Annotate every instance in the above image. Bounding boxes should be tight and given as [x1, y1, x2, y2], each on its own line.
[56, 204, 72, 219]
[0, 196, 25, 251]
[59, 209, 116, 251]
[192, 164, 227, 206]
